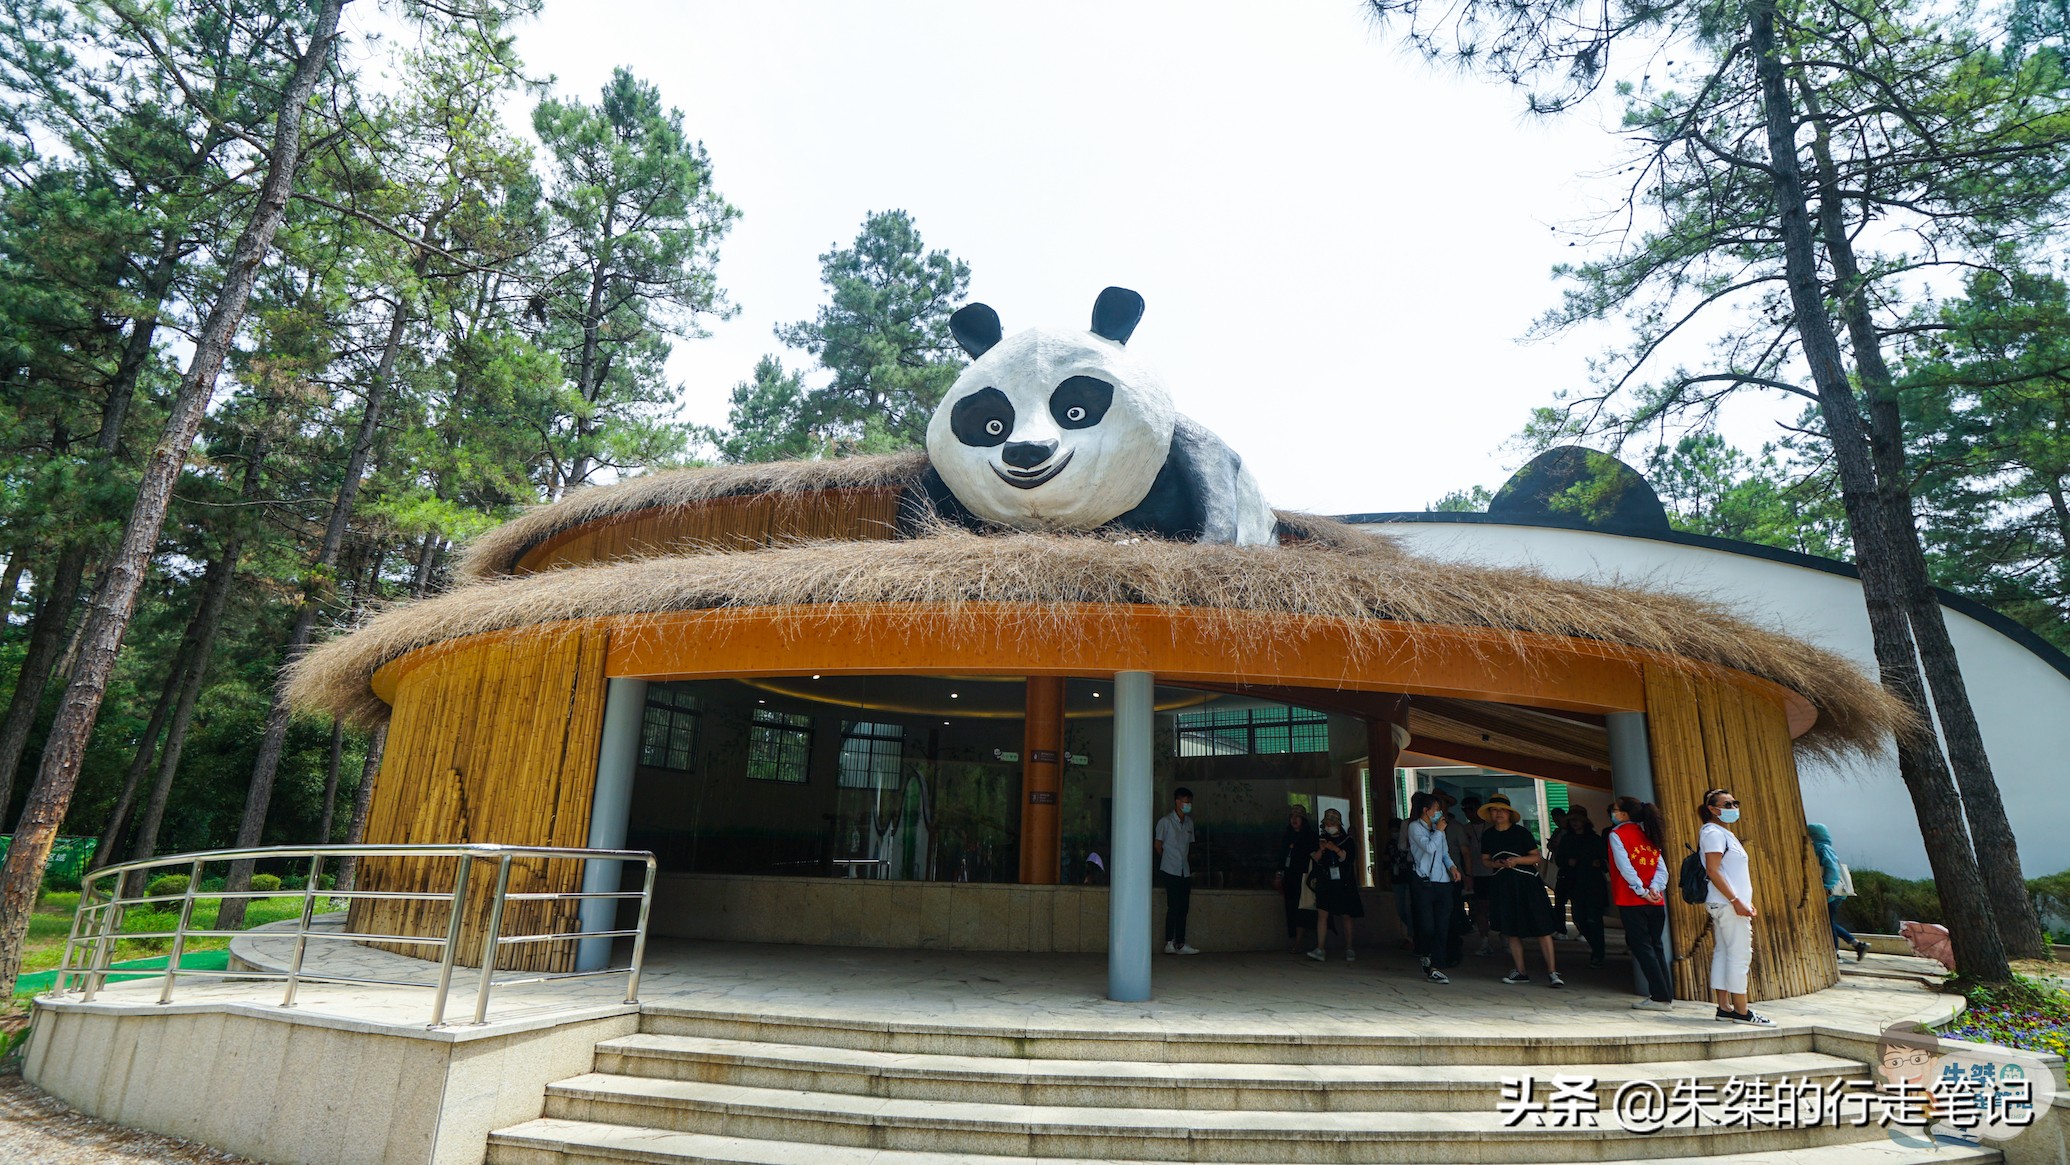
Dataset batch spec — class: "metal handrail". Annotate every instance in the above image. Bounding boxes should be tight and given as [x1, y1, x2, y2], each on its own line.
[51, 843, 659, 1027]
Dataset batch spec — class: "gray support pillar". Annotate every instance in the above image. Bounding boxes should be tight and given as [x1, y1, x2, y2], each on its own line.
[579, 678, 648, 971]
[1108, 670, 1155, 1002]
[1606, 711, 1670, 995]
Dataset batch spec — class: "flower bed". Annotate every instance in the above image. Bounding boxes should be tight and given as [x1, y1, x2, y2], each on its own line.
[1937, 974, 2070, 1059]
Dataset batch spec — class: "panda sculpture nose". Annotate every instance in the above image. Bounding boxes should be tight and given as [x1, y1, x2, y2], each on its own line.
[1002, 439, 1057, 470]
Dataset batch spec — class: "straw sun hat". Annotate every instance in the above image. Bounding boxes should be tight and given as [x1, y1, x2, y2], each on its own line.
[1476, 793, 1521, 823]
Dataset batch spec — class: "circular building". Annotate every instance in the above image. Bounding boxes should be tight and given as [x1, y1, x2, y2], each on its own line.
[290, 450, 1903, 1004]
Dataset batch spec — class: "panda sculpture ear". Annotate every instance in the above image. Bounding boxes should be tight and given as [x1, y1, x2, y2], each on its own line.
[1090, 286, 1144, 345]
[950, 303, 1003, 358]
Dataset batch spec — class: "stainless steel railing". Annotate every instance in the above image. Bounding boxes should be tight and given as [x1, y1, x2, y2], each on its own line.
[51, 843, 657, 1027]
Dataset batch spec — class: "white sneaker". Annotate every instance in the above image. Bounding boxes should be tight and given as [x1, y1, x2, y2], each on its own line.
[1304, 948, 1326, 962]
[1632, 999, 1673, 1012]
[1344, 949, 1357, 963]
[1164, 941, 1177, 955]
[1175, 944, 1200, 955]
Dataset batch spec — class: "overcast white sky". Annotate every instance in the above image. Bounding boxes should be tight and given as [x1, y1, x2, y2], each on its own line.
[375, 0, 1799, 515]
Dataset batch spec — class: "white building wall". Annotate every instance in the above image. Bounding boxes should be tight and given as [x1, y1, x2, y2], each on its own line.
[1371, 520, 2070, 880]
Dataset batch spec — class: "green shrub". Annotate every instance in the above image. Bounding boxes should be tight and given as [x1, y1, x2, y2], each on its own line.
[248, 873, 282, 893]
[1835, 868, 1942, 933]
[143, 874, 190, 899]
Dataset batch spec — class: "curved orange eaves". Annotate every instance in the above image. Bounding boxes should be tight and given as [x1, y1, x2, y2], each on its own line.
[370, 602, 1816, 737]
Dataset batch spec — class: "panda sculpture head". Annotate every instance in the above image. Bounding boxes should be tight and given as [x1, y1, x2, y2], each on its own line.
[927, 287, 1174, 531]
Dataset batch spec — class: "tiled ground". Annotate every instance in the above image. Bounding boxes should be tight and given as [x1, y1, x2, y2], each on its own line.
[42, 916, 1958, 1042]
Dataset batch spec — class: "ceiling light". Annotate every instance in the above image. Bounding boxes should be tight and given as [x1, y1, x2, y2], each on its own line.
[811, 674, 821, 680]
[949, 692, 959, 699]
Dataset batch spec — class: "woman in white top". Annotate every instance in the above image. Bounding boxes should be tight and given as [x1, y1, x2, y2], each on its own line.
[1699, 787, 1771, 1026]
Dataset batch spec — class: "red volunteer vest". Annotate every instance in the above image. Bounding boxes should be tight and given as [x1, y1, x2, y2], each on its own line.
[1609, 822, 1663, 907]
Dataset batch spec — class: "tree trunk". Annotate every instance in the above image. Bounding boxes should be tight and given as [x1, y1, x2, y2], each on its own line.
[1750, 0, 2008, 980]
[334, 724, 386, 893]
[0, 556, 24, 633]
[0, 548, 86, 824]
[1798, 86, 2048, 961]
[218, 289, 405, 931]
[0, 0, 348, 997]
[85, 653, 179, 874]
[121, 551, 240, 899]
[317, 717, 345, 844]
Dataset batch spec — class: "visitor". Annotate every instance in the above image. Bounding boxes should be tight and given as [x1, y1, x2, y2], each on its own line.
[1406, 791, 1461, 983]
[1459, 795, 1496, 957]
[1155, 787, 1199, 955]
[1552, 807, 1609, 967]
[1701, 787, 1770, 1024]
[1480, 793, 1563, 987]
[1305, 808, 1364, 962]
[1808, 822, 1871, 962]
[1439, 792, 1474, 966]
[1607, 796, 1673, 1010]
[1081, 850, 1107, 885]
[1385, 814, 1416, 950]
[1275, 805, 1318, 953]
[1548, 806, 1572, 937]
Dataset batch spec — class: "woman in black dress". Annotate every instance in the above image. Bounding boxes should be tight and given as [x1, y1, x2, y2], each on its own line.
[1478, 793, 1563, 987]
[1304, 808, 1365, 962]
[1274, 805, 1318, 952]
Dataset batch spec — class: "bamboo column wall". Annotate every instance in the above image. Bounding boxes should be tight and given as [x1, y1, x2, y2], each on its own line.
[1644, 664, 1838, 1002]
[348, 627, 611, 971]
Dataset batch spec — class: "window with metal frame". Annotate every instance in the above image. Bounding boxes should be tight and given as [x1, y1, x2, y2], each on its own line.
[748, 708, 813, 783]
[837, 720, 905, 789]
[1173, 704, 1328, 757]
[639, 686, 700, 771]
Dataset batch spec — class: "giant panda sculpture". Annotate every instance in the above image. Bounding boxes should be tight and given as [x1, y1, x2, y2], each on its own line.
[904, 287, 1277, 546]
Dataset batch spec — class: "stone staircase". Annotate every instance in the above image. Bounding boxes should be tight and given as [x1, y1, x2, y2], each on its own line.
[485, 1005, 2002, 1165]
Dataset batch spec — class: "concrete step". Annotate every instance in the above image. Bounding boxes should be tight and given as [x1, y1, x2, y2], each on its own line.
[593, 1032, 1868, 1112]
[488, 1118, 2005, 1164]
[635, 1004, 1812, 1066]
[528, 1074, 1905, 1162]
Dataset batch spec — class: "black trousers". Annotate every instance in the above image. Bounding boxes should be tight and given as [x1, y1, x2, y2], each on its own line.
[1161, 871, 1192, 944]
[1620, 904, 1673, 1002]
[1411, 879, 1453, 964]
[1571, 883, 1608, 960]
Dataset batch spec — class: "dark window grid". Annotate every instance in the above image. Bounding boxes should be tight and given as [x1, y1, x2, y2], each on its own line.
[749, 710, 813, 783]
[1173, 705, 1328, 757]
[838, 721, 905, 789]
[639, 701, 699, 771]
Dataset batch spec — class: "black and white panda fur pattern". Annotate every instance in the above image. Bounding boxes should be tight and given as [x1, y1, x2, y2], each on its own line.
[901, 287, 1278, 546]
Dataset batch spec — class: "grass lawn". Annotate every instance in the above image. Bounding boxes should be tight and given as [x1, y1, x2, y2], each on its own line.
[16, 890, 335, 998]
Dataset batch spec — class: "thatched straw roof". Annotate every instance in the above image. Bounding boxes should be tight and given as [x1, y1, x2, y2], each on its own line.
[293, 518, 1907, 759]
[453, 453, 931, 583]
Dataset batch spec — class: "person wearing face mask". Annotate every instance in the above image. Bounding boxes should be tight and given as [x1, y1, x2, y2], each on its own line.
[1276, 805, 1319, 953]
[1155, 787, 1199, 955]
[1405, 791, 1462, 983]
[1700, 788, 1770, 1025]
[1606, 796, 1673, 1010]
[1304, 808, 1364, 962]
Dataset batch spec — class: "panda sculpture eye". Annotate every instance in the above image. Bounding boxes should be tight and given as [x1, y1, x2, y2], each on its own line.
[950, 387, 1013, 448]
[1050, 375, 1113, 430]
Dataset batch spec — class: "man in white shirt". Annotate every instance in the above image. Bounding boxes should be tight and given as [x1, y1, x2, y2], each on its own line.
[1154, 787, 1198, 955]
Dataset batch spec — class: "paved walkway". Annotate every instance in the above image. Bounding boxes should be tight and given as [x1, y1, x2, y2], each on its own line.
[39, 916, 1959, 1042]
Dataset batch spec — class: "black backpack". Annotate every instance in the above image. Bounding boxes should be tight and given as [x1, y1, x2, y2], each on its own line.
[1678, 845, 1711, 904]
